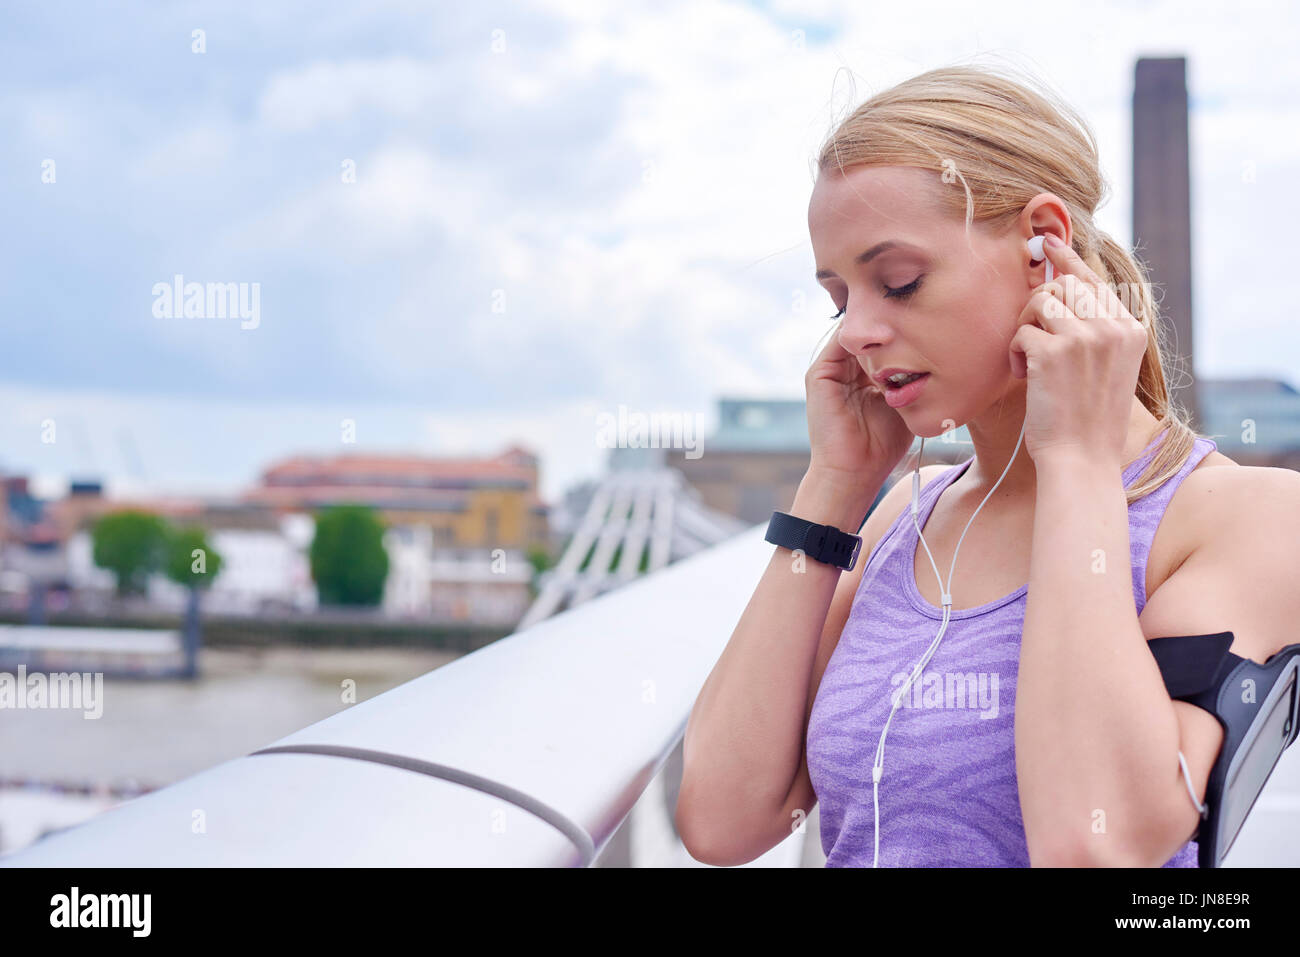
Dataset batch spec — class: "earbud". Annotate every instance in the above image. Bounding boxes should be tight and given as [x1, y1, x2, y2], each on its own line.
[1027, 235, 1054, 281]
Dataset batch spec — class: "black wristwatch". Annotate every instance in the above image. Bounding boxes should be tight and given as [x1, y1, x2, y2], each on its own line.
[764, 510, 862, 571]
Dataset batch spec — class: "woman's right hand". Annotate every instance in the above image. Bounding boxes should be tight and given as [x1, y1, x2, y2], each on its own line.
[804, 333, 916, 482]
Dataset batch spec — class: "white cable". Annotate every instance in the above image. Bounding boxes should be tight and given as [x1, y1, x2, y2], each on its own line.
[872, 411, 1029, 867]
[1178, 750, 1209, 819]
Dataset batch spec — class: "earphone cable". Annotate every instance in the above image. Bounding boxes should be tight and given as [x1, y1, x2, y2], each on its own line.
[872, 411, 1029, 867]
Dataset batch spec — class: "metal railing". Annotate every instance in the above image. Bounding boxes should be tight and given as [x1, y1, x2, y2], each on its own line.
[1, 524, 800, 867]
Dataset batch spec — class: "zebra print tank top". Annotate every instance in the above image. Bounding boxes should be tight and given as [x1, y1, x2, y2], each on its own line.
[805, 432, 1219, 866]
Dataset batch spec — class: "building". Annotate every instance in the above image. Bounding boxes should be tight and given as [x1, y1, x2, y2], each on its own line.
[670, 398, 816, 526]
[1198, 378, 1300, 469]
[241, 445, 547, 624]
[383, 523, 532, 624]
[243, 445, 548, 553]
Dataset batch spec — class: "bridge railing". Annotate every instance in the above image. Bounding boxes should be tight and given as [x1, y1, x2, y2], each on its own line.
[1, 523, 814, 867]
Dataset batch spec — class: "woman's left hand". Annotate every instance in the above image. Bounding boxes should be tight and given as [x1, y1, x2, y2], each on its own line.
[1009, 235, 1150, 469]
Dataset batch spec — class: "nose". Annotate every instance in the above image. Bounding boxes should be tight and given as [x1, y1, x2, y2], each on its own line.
[835, 303, 895, 356]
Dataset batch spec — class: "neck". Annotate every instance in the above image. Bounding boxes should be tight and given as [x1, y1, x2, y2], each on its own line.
[941, 388, 1163, 503]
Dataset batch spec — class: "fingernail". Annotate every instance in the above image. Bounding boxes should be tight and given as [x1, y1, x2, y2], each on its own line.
[1046, 234, 1064, 248]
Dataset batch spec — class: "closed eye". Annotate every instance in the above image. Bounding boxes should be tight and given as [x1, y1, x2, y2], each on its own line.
[827, 275, 923, 319]
[884, 276, 922, 299]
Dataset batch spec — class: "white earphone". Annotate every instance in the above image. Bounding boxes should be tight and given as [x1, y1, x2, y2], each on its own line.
[1027, 234, 1055, 281]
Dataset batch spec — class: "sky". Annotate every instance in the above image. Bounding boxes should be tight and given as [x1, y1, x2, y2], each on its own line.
[1, 0, 1297, 504]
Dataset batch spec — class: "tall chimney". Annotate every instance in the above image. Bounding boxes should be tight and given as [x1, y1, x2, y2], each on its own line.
[1132, 56, 1201, 430]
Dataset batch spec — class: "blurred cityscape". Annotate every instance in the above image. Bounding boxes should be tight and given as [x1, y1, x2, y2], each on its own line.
[5, 385, 1297, 639]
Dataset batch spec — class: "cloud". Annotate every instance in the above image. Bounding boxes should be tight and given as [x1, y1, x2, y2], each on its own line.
[257, 57, 447, 133]
[0, 0, 1296, 503]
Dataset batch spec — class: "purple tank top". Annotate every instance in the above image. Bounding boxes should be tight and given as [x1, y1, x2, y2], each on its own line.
[806, 432, 1219, 867]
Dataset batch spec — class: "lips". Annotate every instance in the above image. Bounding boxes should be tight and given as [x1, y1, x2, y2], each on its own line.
[872, 367, 929, 388]
[882, 371, 930, 408]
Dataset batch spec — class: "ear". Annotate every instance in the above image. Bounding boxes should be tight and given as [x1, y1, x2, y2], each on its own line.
[1021, 193, 1071, 279]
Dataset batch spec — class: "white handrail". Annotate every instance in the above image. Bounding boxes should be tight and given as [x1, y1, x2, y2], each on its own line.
[2, 524, 781, 867]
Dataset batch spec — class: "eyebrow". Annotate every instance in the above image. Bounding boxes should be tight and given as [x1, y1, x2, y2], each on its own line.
[814, 240, 921, 280]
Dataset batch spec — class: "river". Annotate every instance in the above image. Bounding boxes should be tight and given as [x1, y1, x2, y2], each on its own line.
[0, 645, 460, 855]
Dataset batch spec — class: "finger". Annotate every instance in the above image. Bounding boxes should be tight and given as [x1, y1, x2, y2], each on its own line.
[810, 335, 880, 395]
[1019, 282, 1072, 335]
[814, 331, 853, 364]
[1087, 276, 1128, 322]
[808, 334, 856, 379]
[1060, 273, 1101, 321]
[1010, 344, 1025, 380]
[1093, 277, 1140, 326]
[1061, 268, 1134, 327]
[1043, 239, 1137, 326]
[1043, 236, 1106, 291]
[1009, 322, 1051, 379]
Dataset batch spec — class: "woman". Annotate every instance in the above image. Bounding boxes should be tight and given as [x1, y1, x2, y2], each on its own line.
[675, 64, 1300, 867]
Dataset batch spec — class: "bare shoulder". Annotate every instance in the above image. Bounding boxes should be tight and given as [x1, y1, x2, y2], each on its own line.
[1144, 453, 1300, 660]
[861, 462, 950, 543]
[1189, 458, 1300, 534]
[845, 462, 950, 585]
[1164, 451, 1300, 548]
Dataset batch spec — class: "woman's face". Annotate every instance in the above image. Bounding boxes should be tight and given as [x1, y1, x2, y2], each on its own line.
[808, 164, 1030, 438]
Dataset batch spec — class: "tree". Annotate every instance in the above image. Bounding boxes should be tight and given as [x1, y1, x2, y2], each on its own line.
[309, 505, 389, 606]
[525, 544, 552, 577]
[525, 544, 553, 600]
[91, 511, 169, 596]
[164, 525, 223, 681]
[164, 526, 224, 588]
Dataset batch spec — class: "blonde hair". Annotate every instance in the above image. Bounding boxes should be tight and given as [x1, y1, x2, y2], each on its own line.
[815, 62, 1201, 504]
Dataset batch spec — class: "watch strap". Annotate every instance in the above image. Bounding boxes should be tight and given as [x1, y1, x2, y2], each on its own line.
[765, 510, 862, 571]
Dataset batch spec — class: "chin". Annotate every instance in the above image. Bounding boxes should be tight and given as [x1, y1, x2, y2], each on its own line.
[906, 413, 968, 442]
[896, 410, 958, 440]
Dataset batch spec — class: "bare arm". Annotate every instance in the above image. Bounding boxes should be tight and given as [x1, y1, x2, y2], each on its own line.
[676, 462, 945, 866]
[1018, 461, 1300, 866]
